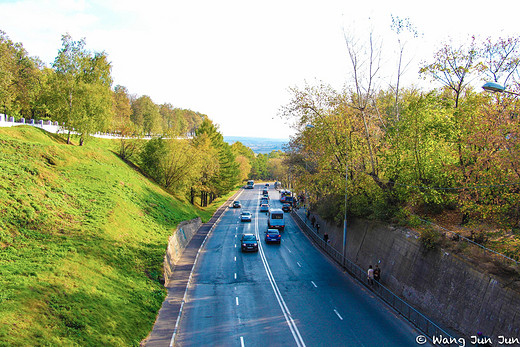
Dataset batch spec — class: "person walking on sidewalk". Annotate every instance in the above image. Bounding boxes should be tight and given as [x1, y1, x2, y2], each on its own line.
[374, 264, 381, 282]
[367, 265, 374, 285]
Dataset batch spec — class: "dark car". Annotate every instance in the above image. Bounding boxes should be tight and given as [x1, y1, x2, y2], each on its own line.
[282, 203, 292, 212]
[232, 201, 241, 208]
[240, 211, 252, 222]
[265, 229, 281, 244]
[241, 233, 258, 252]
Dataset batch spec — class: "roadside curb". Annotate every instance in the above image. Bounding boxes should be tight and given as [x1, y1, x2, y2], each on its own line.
[143, 189, 243, 347]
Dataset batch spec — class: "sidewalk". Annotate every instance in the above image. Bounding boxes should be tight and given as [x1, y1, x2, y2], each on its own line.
[143, 190, 241, 347]
[293, 207, 341, 251]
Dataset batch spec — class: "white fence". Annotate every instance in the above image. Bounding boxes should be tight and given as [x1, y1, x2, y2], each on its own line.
[0, 114, 62, 133]
[0, 114, 185, 140]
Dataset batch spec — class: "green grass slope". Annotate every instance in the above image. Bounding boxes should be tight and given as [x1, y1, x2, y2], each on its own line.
[0, 126, 226, 346]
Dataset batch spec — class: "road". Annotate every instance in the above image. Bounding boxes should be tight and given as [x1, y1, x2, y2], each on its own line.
[174, 185, 426, 346]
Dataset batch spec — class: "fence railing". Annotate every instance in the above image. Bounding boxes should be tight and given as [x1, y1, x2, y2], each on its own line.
[416, 216, 519, 268]
[291, 210, 462, 346]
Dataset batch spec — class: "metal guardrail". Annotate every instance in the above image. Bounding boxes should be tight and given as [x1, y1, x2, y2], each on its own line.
[291, 210, 461, 346]
[416, 216, 520, 267]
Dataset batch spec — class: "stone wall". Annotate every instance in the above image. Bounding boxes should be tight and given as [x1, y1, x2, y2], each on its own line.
[163, 217, 202, 285]
[310, 213, 520, 340]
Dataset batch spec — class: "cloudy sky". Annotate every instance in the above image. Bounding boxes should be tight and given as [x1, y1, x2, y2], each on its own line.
[1, 0, 518, 138]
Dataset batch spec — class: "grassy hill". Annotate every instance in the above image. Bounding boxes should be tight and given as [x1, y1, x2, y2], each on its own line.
[0, 126, 230, 346]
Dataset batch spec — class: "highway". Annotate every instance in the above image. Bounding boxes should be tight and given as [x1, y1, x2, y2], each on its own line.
[175, 184, 426, 346]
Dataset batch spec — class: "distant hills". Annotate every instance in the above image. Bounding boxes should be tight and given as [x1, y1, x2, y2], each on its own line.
[224, 136, 289, 154]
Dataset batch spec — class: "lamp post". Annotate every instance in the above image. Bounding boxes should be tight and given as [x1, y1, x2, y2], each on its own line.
[482, 82, 520, 97]
[306, 123, 348, 265]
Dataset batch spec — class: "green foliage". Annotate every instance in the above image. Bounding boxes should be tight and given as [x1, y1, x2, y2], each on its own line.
[0, 126, 225, 346]
[193, 119, 240, 198]
[46, 34, 114, 145]
[419, 227, 441, 251]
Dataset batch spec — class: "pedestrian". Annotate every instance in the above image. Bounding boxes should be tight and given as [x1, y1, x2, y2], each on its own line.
[367, 265, 374, 285]
[324, 232, 329, 243]
[306, 210, 310, 220]
[311, 215, 316, 227]
[316, 223, 320, 234]
[374, 264, 381, 282]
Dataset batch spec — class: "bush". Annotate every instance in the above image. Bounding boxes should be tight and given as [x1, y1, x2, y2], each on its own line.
[420, 227, 441, 251]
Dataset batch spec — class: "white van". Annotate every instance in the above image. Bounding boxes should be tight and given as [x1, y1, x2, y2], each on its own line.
[268, 208, 285, 231]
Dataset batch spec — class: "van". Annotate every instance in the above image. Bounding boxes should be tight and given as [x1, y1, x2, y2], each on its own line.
[268, 208, 285, 231]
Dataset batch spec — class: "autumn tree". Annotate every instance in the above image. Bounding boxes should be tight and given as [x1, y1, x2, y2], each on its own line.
[192, 119, 240, 204]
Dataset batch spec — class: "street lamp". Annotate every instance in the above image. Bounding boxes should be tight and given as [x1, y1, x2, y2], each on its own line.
[482, 82, 520, 96]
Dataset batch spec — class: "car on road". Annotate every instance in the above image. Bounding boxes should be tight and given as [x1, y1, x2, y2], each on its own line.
[262, 188, 269, 195]
[240, 233, 258, 252]
[282, 203, 292, 212]
[265, 229, 281, 243]
[240, 211, 252, 222]
[259, 203, 269, 213]
[232, 201, 241, 208]
[260, 197, 269, 205]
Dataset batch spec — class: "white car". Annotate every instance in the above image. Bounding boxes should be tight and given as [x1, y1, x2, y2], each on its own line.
[240, 211, 252, 222]
[259, 204, 269, 213]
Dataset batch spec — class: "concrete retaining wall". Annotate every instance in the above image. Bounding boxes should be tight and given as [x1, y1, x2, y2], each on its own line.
[310, 213, 520, 340]
[163, 217, 202, 285]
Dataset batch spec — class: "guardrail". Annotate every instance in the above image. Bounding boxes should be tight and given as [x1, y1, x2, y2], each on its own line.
[416, 216, 519, 268]
[291, 210, 461, 346]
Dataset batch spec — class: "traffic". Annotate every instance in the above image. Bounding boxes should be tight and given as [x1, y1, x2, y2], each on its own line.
[174, 182, 426, 346]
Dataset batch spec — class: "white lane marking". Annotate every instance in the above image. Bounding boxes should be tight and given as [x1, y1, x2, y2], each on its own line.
[297, 262, 302, 268]
[240, 336, 245, 347]
[254, 207, 306, 347]
[311, 281, 318, 288]
[334, 309, 344, 321]
[169, 190, 243, 347]
[234, 256, 237, 261]
[236, 297, 239, 306]
[286, 247, 292, 253]
[235, 244, 237, 248]
[234, 273, 237, 279]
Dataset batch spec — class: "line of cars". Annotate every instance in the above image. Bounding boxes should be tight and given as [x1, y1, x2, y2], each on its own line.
[235, 183, 285, 252]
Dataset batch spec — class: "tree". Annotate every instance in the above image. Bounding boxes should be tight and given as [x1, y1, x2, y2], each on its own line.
[47, 34, 114, 145]
[131, 95, 161, 135]
[389, 15, 419, 121]
[480, 36, 520, 87]
[419, 37, 481, 108]
[192, 119, 240, 199]
[0, 31, 16, 115]
[113, 85, 138, 160]
[139, 138, 199, 192]
[0, 31, 43, 118]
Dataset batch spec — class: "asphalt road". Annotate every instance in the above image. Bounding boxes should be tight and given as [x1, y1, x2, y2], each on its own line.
[174, 185, 426, 347]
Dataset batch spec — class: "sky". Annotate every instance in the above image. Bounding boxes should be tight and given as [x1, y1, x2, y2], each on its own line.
[1, 0, 519, 139]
